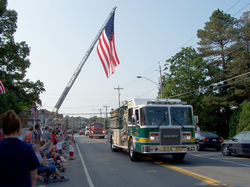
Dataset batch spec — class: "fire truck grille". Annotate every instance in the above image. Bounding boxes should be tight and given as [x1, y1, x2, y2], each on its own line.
[160, 129, 181, 145]
[94, 129, 102, 133]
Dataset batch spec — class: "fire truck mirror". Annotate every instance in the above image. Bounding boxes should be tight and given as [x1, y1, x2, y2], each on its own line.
[194, 115, 199, 124]
[131, 115, 136, 122]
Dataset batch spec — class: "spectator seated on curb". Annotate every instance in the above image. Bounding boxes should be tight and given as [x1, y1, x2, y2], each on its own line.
[32, 144, 69, 182]
[51, 152, 66, 172]
[39, 140, 52, 158]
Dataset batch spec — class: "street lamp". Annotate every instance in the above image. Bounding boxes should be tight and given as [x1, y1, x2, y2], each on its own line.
[137, 76, 163, 99]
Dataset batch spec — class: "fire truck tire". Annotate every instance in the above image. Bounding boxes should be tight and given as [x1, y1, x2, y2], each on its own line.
[129, 140, 141, 162]
[172, 153, 185, 161]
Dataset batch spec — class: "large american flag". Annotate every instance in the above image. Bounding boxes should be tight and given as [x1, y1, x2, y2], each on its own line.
[30, 105, 37, 120]
[0, 79, 6, 94]
[97, 11, 120, 78]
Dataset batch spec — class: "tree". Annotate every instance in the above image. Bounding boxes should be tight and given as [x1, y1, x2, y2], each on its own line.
[197, 9, 236, 81]
[237, 100, 250, 133]
[226, 11, 250, 103]
[196, 9, 237, 137]
[163, 47, 207, 116]
[163, 47, 206, 96]
[64, 115, 70, 129]
[0, 0, 45, 115]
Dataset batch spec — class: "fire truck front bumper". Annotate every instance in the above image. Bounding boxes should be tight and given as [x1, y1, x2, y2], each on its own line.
[92, 134, 105, 137]
[141, 145, 198, 154]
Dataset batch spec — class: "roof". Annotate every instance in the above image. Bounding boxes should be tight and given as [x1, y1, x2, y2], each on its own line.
[129, 98, 183, 107]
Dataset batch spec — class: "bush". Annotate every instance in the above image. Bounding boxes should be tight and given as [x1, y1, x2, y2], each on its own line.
[236, 100, 250, 133]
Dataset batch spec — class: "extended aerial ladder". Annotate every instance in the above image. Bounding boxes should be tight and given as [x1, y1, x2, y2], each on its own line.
[46, 7, 117, 124]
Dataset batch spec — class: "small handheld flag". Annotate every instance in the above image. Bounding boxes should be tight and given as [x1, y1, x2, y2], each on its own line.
[30, 105, 37, 120]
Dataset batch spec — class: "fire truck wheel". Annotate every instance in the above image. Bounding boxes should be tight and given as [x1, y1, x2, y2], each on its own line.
[172, 153, 185, 161]
[129, 140, 141, 162]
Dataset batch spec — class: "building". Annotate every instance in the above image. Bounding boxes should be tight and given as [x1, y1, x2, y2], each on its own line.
[38, 109, 63, 128]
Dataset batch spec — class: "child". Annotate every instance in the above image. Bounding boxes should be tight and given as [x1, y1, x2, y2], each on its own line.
[51, 152, 66, 172]
[56, 137, 69, 157]
[69, 141, 75, 160]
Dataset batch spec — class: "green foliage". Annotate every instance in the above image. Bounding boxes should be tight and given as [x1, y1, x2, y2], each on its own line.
[0, 90, 22, 115]
[0, 0, 45, 115]
[237, 100, 250, 133]
[163, 46, 207, 97]
[228, 108, 241, 138]
[64, 116, 69, 129]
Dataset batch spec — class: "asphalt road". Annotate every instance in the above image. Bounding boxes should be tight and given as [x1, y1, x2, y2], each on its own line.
[36, 134, 250, 187]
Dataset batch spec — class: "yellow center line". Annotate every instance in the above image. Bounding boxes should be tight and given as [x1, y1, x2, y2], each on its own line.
[93, 138, 110, 145]
[154, 162, 233, 187]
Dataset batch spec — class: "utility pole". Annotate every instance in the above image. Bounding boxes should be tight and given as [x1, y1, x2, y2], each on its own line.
[98, 109, 103, 118]
[114, 85, 123, 117]
[158, 62, 163, 99]
[103, 105, 110, 119]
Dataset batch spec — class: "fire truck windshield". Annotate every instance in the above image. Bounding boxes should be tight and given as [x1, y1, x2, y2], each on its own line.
[93, 124, 102, 127]
[141, 107, 169, 126]
[170, 107, 193, 126]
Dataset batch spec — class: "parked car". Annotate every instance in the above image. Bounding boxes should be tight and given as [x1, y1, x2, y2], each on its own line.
[85, 126, 90, 136]
[221, 131, 250, 156]
[195, 131, 224, 151]
[18, 128, 29, 141]
[79, 129, 85, 135]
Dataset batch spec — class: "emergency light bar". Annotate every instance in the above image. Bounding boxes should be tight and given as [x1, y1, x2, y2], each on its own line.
[146, 99, 187, 105]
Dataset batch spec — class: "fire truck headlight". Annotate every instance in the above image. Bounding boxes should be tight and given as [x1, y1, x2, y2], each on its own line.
[102, 130, 105, 133]
[182, 132, 191, 140]
[150, 136, 155, 140]
[149, 132, 159, 140]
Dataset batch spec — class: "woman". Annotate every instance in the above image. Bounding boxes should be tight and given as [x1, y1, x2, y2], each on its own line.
[0, 110, 40, 187]
[23, 126, 34, 143]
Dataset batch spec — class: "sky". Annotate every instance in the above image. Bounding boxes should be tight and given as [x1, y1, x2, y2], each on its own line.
[7, 0, 249, 118]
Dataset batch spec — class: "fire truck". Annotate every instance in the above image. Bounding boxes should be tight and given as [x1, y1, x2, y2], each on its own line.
[109, 98, 198, 161]
[89, 122, 105, 139]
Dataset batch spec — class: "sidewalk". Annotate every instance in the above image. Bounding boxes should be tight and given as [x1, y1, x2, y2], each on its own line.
[36, 141, 86, 187]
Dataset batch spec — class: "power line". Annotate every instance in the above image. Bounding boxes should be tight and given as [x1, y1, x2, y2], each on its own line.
[169, 71, 250, 99]
[135, 86, 158, 99]
[232, 2, 250, 16]
[226, 0, 241, 12]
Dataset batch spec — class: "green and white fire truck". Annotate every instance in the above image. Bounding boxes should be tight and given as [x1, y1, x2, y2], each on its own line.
[109, 98, 198, 161]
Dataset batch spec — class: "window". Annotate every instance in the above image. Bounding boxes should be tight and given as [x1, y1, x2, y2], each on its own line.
[142, 107, 169, 126]
[243, 132, 250, 140]
[233, 132, 246, 140]
[170, 107, 193, 126]
[200, 132, 219, 137]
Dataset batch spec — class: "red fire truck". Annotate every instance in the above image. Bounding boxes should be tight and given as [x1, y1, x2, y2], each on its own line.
[89, 122, 105, 139]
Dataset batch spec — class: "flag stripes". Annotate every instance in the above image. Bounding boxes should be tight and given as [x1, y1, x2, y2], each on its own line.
[0, 79, 6, 94]
[30, 105, 37, 120]
[97, 11, 120, 78]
